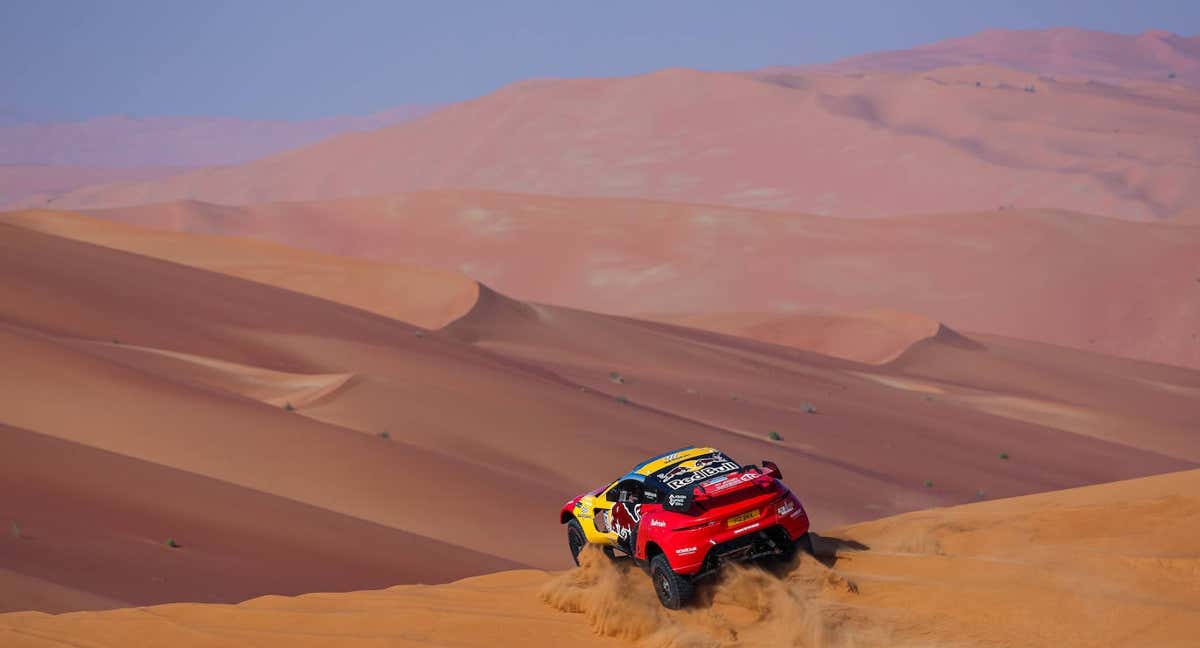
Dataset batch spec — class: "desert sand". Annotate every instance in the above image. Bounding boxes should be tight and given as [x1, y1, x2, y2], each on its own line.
[0, 165, 184, 208]
[1, 213, 1197, 614]
[3, 468, 1195, 647]
[813, 27, 1200, 88]
[26, 64, 1200, 220]
[28, 192, 1200, 369]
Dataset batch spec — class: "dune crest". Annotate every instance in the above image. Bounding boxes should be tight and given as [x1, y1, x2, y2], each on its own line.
[30, 63, 1200, 220]
[66, 338, 354, 409]
[57, 194, 1200, 370]
[648, 309, 946, 364]
[0, 209, 481, 330]
[6, 470, 1196, 647]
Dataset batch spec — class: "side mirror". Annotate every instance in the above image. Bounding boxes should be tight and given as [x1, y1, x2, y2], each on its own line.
[762, 460, 782, 479]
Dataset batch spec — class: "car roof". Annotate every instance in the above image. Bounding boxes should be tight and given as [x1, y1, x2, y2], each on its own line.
[630, 446, 720, 477]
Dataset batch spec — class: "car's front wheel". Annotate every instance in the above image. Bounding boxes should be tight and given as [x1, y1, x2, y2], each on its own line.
[650, 554, 694, 609]
[566, 518, 587, 565]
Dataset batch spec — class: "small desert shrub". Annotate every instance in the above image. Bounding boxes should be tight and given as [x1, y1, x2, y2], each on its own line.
[768, 431, 782, 442]
[976, 490, 987, 500]
[112, 338, 120, 345]
[998, 452, 1009, 460]
[923, 480, 934, 488]
[166, 538, 180, 549]
[379, 431, 391, 440]
[284, 402, 295, 412]
[1169, 72, 1177, 79]
[609, 371, 625, 384]
[614, 395, 630, 404]
[9, 522, 19, 539]
[414, 330, 425, 338]
[801, 402, 817, 414]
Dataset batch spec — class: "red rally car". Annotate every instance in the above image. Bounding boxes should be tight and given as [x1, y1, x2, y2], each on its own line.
[559, 446, 812, 608]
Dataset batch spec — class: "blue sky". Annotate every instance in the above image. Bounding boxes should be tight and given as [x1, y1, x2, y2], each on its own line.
[2, 0, 1197, 121]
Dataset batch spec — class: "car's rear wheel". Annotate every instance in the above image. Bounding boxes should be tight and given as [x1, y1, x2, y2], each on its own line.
[566, 518, 587, 565]
[650, 554, 693, 609]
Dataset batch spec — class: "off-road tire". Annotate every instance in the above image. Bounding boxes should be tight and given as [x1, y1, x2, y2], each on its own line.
[650, 554, 694, 609]
[566, 518, 587, 566]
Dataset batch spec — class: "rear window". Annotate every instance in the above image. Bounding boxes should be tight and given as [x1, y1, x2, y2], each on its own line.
[644, 450, 741, 494]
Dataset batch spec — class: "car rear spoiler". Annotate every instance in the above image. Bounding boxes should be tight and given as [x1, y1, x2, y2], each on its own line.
[662, 462, 781, 512]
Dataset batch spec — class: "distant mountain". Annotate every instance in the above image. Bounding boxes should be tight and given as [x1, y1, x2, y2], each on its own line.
[0, 104, 437, 168]
[812, 28, 1200, 87]
[35, 64, 1200, 220]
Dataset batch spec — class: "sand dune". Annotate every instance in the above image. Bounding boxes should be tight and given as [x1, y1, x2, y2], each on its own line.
[0, 208, 478, 329]
[2, 214, 1198, 614]
[4, 469, 1195, 647]
[815, 27, 1200, 88]
[647, 309, 945, 364]
[44, 192, 1200, 370]
[0, 165, 185, 208]
[28, 63, 1200, 220]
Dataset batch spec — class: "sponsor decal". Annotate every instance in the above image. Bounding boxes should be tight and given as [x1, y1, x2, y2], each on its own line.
[675, 546, 698, 555]
[667, 493, 688, 507]
[656, 454, 733, 483]
[655, 450, 688, 465]
[650, 519, 666, 527]
[610, 503, 642, 540]
[777, 501, 796, 517]
[732, 522, 761, 535]
[710, 472, 757, 493]
[662, 461, 740, 490]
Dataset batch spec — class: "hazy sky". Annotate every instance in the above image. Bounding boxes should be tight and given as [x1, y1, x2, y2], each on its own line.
[2, 0, 1197, 121]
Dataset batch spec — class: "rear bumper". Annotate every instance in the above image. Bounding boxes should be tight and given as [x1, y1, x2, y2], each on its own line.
[669, 508, 809, 575]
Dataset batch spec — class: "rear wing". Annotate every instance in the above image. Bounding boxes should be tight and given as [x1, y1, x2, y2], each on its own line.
[661, 463, 780, 512]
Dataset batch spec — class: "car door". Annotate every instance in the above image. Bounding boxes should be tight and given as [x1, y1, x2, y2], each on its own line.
[607, 479, 644, 556]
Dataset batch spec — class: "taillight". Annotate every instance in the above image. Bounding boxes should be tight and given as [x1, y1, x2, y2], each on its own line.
[672, 519, 720, 532]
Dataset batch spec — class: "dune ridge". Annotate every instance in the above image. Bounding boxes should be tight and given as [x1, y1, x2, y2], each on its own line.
[646, 309, 946, 364]
[3, 213, 1198, 615]
[39, 193, 1200, 370]
[4, 469, 1196, 647]
[26, 64, 1200, 220]
[814, 27, 1200, 87]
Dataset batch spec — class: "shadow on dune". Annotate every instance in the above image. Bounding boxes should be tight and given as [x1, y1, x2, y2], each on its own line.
[809, 532, 869, 569]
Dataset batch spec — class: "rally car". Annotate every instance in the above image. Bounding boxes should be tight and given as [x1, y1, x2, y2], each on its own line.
[559, 446, 811, 608]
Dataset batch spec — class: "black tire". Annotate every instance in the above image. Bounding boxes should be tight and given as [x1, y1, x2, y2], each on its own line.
[650, 554, 694, 610]
[566, 518, 587, 566]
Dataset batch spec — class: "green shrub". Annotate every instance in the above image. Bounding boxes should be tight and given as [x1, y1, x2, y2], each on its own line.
[998, 452, 1009, 460]
[923, 480, 934, 488]
[609, 371, 625, 384]
[9, 522, 19, 539]
[801, 402, 817, 414]
[768, 431, 782, 442]
[615, 395, 630, 404]
[284, 402, 295, 412]
[379, 431, 391, 440]
[166, 538, 180, 549]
